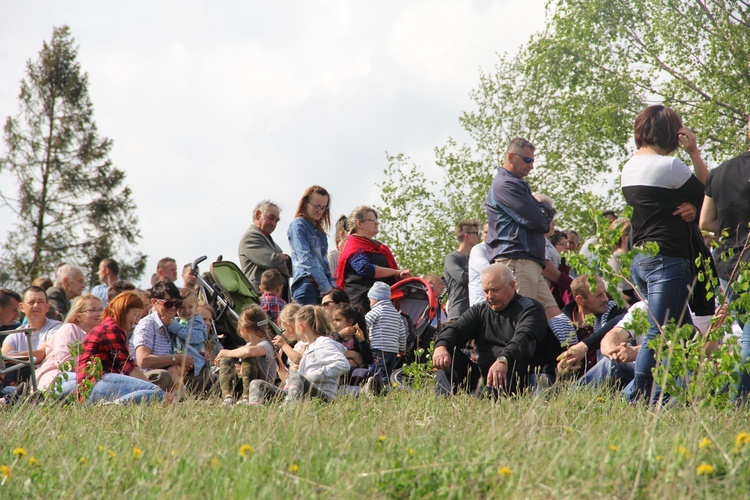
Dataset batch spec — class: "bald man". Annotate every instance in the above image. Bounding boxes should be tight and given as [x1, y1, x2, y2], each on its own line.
[433, 263, 559, 395]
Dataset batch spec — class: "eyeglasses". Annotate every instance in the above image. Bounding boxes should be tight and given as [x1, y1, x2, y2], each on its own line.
[157, 299, 183, 309]
[308, 202, 329, 212]
[82, 308, 104, 314]
[362, 218, 378, 223]
[511, 152, 535, 164]
[465, 231, 479, 236]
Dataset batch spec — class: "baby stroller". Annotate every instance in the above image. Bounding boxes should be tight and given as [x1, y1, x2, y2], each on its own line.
[388, 277, 440, 388]
[191, 256, 281, 351]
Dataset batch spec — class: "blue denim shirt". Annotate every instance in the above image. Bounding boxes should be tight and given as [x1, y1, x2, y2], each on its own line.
[287, 217, 335, 294]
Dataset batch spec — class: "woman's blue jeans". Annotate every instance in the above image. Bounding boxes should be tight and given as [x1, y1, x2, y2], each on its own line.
[89, 373, 164, 404]
[629, 253, 693, 403]
[291, 277, 320, 305]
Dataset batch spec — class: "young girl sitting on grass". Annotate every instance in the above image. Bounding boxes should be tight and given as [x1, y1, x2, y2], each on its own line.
[271, 304, 304, 384]
[215, 305, 277, 405]
[331, 304, 373, 385]
[248, 305, 349, 405]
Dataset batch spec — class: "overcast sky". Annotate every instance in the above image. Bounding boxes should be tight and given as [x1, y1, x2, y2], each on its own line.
[0, 1, 546, 288]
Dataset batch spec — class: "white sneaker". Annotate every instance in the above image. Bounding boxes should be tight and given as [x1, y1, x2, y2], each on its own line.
[221, 396, 235, 406]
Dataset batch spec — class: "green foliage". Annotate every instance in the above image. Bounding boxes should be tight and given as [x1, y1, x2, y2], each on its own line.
[0, 26, 146, 289]
[376, 150, 489, 276]
[398, 342, 436, 390]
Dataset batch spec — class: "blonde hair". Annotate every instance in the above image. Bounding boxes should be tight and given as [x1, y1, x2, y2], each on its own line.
[238, 304, 272, 342]
[347, 205, 378, 236]
[295, 305, 333, 338]
[65, 294, 102, 325]
[278, 303, 301, 328]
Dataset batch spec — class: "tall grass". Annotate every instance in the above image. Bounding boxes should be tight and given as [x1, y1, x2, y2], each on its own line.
[2, 385, 750, 498]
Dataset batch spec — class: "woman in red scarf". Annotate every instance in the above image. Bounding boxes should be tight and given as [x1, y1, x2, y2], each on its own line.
[335, 206, 411, 312]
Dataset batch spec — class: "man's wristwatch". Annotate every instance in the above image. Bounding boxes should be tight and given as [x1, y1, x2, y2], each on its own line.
[496, 356, 508, 365]
[171, 355, 176, 363]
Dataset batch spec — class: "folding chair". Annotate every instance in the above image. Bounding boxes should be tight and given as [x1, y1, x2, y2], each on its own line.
[0, 327, 39, 392]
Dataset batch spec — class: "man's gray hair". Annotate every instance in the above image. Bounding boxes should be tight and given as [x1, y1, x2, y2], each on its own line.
[481, 262, 515, 285]
[54, 264, 84, 286]
[505, 137, 535, 156]
[253, 200, 281, 215]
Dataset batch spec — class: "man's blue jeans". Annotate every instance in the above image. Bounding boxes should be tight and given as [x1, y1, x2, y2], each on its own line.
[89, 373, 164, 404]
[720, 278, 750, 400]
[628, 253, 693, 403]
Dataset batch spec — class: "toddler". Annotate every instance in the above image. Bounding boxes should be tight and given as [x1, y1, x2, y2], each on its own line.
[365, 281, 406, 390]
[259, 269, 286, 323]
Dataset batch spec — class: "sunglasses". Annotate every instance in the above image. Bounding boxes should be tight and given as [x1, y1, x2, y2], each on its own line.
[157, 299, 183, 309]
[512, 152, 535, 164]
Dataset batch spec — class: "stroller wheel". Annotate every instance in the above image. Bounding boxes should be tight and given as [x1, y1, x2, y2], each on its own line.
[389, 367, 435, 391]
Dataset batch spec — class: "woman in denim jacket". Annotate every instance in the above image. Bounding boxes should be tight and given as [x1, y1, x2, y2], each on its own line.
[287, 186, 336, 305]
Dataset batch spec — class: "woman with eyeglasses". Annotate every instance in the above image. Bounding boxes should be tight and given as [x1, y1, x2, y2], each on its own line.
[35, 294, 104, 398]
[335, 205, 411, 312]
[287, 185, 337, 305]
[77, 291, 164, 404]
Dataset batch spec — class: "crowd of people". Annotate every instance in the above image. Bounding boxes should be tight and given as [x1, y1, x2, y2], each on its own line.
[1, 104, 749, 407]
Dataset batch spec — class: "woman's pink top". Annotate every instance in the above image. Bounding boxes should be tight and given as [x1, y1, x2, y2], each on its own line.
[36, 323, 85, 391]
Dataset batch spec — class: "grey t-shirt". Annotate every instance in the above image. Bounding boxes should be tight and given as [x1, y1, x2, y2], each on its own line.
[444, 251, 470, 320]
[254, 340, 278, 383]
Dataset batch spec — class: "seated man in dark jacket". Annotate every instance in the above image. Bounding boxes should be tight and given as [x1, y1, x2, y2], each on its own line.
[433, 263, 555, 396]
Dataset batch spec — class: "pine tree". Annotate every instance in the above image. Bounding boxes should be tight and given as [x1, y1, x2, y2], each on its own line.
[0, 26, 145, 288]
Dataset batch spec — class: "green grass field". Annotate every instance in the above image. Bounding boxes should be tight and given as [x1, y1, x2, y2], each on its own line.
[2, 386, 750, 498]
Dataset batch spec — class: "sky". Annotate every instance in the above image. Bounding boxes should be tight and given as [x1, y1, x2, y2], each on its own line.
[0, 0, 547, 288]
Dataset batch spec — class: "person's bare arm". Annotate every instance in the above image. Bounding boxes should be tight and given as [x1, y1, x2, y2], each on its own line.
[136, 345, 193, 370]
[600, 326, 632, 358]
[541, 260, 561, 283]
[699, 195, 719, 233]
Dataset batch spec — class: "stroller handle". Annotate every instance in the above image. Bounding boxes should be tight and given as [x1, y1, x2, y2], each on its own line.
[192, 256, 207, 276]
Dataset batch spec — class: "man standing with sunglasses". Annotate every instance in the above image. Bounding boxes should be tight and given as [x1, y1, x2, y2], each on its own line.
[485, 137, 561, 321]
[132, 280, 195, 392]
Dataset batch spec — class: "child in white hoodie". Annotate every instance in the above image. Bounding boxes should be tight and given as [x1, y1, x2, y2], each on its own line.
[247, 305, 349, 404]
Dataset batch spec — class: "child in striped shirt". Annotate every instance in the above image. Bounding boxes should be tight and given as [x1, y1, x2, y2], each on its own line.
[365, 281, 406, 388]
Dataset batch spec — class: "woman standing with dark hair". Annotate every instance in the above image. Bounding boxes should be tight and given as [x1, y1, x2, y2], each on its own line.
[77, 291, 164, 404]
[287, 185, 336, 305]
[620, 104, 709, 403]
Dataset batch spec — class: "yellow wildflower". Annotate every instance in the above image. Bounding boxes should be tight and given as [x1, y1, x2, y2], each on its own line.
[239, 444, 253, 458]
[565, 427, 574, 433]
[678, 446, 690, 459]
[97, 445, 104, 452]
[497, 466, 513, 478]
[210, 457, 221, 468]
[0, 465, 10, 479]
[28, 457, 40, 467]
[288, 463, 300, 474]
[408, 448, 414, 456]
[699, 438, 713, 450]
[608, 445, 619, 452]
[132, 447, 142, 459]
[736, 432, 750, 448]
[377, 435, 386, 442]
[655, 455, 663, 462]
[12, 448, 27, 458]
[696, 463, 715, 476]
[108, 450, 115, 459]
[78, 457, 89, 466]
